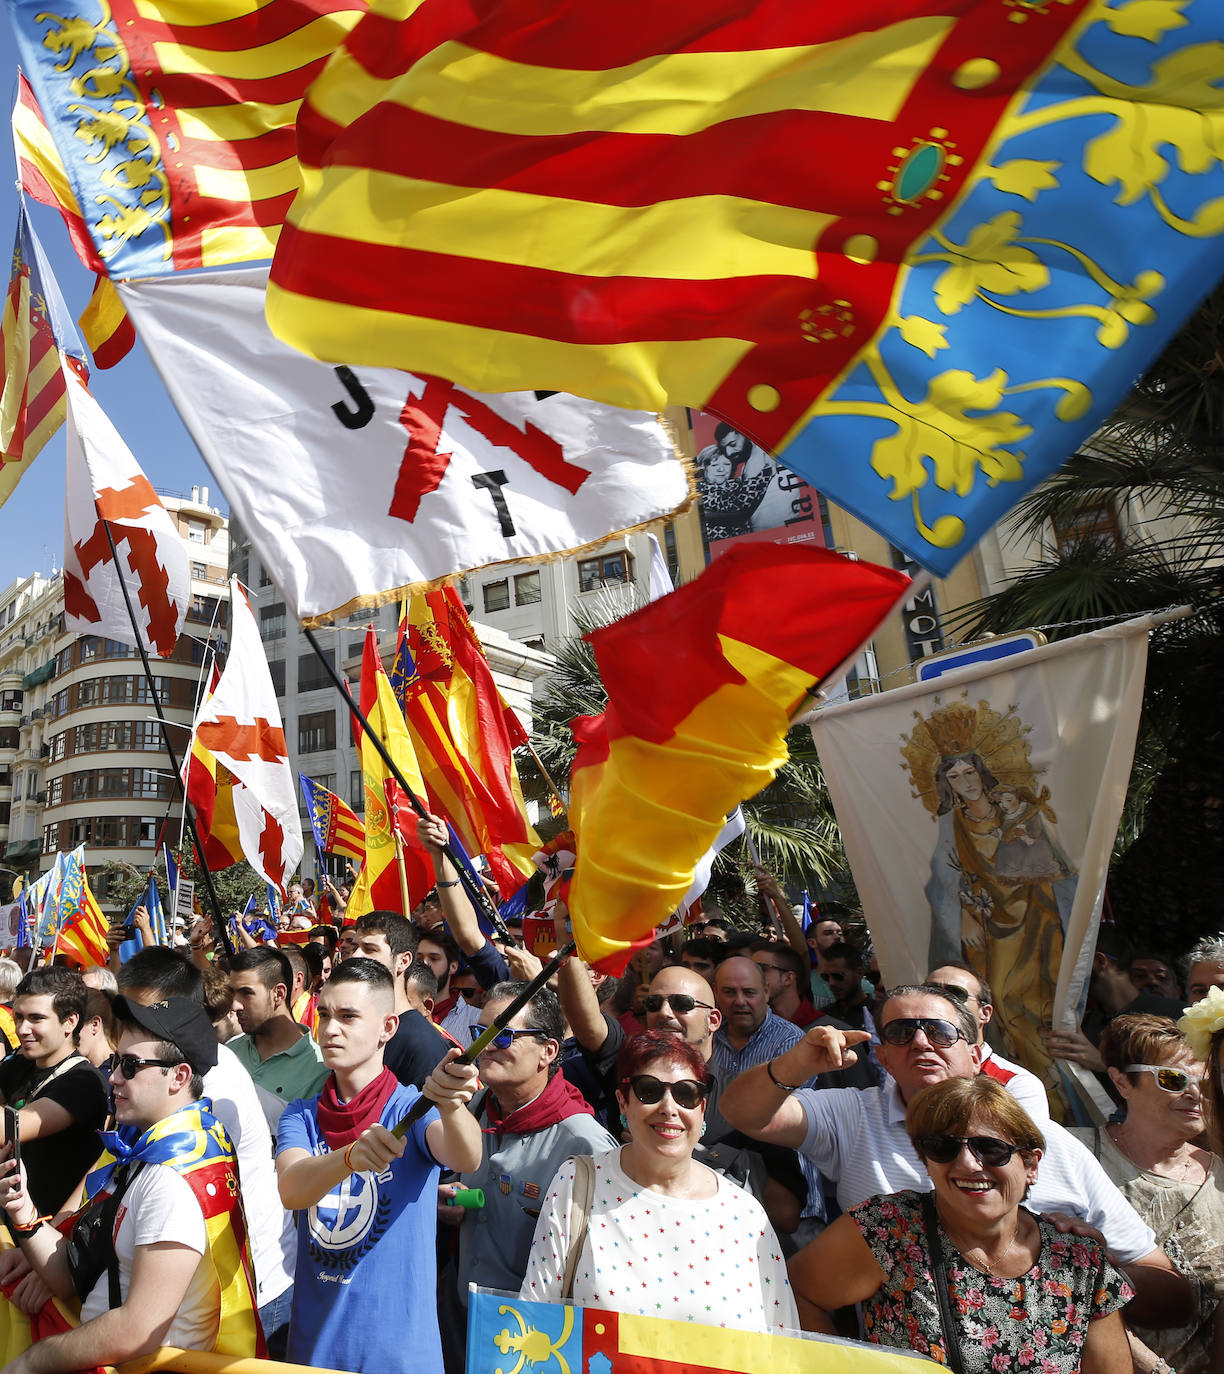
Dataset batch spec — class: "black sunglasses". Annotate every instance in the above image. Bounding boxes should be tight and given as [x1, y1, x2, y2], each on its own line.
[641, 993, 713, 1015]
[115, 1054, 183, 1081]
[621, 1074, 709, 1110]
[880, 1017, 965, 1048]
[917, 1134, 1022, 1167]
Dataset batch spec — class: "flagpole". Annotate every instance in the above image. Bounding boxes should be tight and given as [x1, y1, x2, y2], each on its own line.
[521, 738, 567, 818]
[303, 626, 514, 942]
[392, 940, 574, 1140]
[97, 512, 235, 957]
[179, 642, 215, 855]
[392, 833, 411, 918]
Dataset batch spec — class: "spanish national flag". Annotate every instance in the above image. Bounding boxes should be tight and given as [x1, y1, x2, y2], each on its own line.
[567, 544, 909, 972]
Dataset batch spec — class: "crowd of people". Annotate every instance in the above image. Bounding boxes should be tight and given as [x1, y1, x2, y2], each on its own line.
[0, 815, 1219, 1374]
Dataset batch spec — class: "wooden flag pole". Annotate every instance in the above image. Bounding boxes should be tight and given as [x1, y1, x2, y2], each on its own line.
[303, 626, 515, 943]
[522, 738, 568, 819]
[392, 940, 575, 1139]
[98, 513, 235, 958]
[392, 832, 411, 918]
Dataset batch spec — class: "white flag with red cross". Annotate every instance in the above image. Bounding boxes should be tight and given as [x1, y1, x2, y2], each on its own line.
[61, 363, 190, 657]
[192, 577, 303, 893]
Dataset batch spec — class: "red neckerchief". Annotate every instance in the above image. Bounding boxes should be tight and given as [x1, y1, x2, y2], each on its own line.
[432, 992, 460, 1025]
[316, 1067, 399, 1150]
[485, 1070, 593, 1138]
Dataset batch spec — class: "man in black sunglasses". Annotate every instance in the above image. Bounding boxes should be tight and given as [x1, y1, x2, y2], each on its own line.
[721, 983, 1192, 1329]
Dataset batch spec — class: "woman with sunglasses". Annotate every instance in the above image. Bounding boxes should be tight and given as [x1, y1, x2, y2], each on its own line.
[1070, 1014, 1224, 1374]
[788, 1076, 1131, 1372]
[521, 1030, 798, 1332]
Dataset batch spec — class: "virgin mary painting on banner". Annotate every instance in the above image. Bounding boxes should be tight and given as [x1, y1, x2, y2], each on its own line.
[810, 618, 1153, 1122]
[904, 698, 1078, 1091]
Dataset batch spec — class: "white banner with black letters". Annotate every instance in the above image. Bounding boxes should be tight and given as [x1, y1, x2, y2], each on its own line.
[120, 268, 689, 623]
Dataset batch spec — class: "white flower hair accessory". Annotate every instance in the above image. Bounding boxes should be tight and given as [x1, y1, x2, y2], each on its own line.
[1178, 985, 1224, 1061]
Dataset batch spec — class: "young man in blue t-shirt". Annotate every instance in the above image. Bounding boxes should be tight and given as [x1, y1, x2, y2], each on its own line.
[277, 958, 481, 1373]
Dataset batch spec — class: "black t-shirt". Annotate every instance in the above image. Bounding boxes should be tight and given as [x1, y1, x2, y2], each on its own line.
[383, 1008, 449, 1089]
[0, 1053, 108, 1214]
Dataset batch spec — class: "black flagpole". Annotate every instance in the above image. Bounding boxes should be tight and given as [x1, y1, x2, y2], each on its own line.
[392, 941, 574, 1138]
[302, 625, 514, 943]
[97, 512, 235, 957]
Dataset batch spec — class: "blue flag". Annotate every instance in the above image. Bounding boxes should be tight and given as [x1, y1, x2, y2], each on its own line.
[15, 890, 28, 949]
[801, 890, 812, 933]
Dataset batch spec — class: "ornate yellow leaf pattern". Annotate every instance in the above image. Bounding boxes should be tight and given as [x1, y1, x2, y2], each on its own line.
[932, 213, 1050, 315]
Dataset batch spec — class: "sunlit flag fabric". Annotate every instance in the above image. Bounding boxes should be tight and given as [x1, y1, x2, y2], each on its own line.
[300, 773, 366, 864]
[567, 543, 911, 972]
[267, 0, 1224, 576]
[345, 628, 434, 919]
[62, 364, 190, 657]
[401, 587, 539, 895]
[9, 0, 366, 278]
[0, 206, 88, 509]
[11, 76, 136, 370]
[183, 666, 247, 872]
[119, 268, 687, 622]
[192, 579, 303, 894]
[52, 846, 110, 969]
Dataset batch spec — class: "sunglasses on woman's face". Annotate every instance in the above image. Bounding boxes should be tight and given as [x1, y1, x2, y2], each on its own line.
[622, 1075, 709, 1110]
[1125, 1064, 1202, 1093]
[880, 1017, 965, 1048]
[640, 993, 713, 1015]
[917, 1134, 1022, 1167]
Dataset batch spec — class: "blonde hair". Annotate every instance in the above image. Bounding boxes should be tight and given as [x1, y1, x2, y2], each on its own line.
[906, 1076, 1044, 1162]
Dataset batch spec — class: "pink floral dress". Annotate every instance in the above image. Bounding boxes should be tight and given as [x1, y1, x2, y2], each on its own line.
[850, 1191, 1132, 1372]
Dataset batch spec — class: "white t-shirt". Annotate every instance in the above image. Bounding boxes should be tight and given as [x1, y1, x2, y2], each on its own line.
[796, 1079, 1156, 1263]
[80, 1165, 216, 1350]
[203, 1044, 294, 1304]
[520, 1148, 799, 1332]
[980, 1043, 1051, 1121]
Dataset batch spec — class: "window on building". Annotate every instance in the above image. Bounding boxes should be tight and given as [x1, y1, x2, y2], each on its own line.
[76, 680, 99, 707]
[80, 637, 99, 661]
[95, 816, 124, 847]
[299, 711, 335, 754]
[258, 566, 273, 588]
[482, 580, 510, 613]
[133, 768, 167, 798]
[350, 770, 364, 810]
[577, 551, 631, 592]
[1, 689, 22, 712]
[10, 772, 20, 799]
[191, 561, 207, 580]
[514, 571, 542, 606]
[42, 826, 56, 855]
[103, 678, 134, 704]
[260, 604, 286, 641]
[49, 734, 66, 762]
[46, 776, 62, 806]
[135, 721, 161, 751]
[102, 640, 133, 659]
[186, 520, 207, 544]
[189, 595, 219, 624]
[134, 816, 159, 846]
[100, 768, 128, 797]
[1051, 498, 1123, 557]
[71, 773, 96, 801]
[298, 650, 333, 694]
[268, 658, 286, 695]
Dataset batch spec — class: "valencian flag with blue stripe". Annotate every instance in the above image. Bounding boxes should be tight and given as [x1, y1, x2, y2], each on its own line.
[266, 0, 1224, 576]
[300, 773, 367, 863]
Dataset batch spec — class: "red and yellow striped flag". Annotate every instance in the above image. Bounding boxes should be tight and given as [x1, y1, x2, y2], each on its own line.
[567, 544, 910, 972]
[402, 587, 539, 895]
[56, 872, 110, 969]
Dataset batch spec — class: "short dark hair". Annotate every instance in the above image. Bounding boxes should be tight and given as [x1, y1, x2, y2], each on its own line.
[750, 941, 806, 982]
[617, 1029, 709, 1086]
[308, 925, 339, 952]
[882, 984, 977, 1044]
[353, 911, 418, 961]
[681, 937, 722, 965]
[17, 966, 87, 1038]
[230, 947, 293, 995]
[301, 942, 328, 983]
[200, 964, 236, 1024]
[823, 941, 864, 970]
[405, 962, 439, 999]
[117, 948, 203, 1002]
[1095, 925, 1135, 968]
[418, 928, 460, 966]
[327, 956, 394, 997]
[486, 981, 563, 1074]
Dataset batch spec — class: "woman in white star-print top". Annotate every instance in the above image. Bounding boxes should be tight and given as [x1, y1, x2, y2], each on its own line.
[520, 1030, 798, 1332]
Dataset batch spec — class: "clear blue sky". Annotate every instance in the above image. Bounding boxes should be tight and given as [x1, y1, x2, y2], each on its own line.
[0, 29, 222, 593]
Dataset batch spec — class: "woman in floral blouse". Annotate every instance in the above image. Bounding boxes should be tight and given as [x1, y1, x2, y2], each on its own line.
[788, 1076, 1131, 1373]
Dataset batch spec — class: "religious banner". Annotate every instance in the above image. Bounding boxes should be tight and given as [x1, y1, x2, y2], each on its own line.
[466, 1288, 920, 1374]
[810, 617, 1152, 1118]
[691, 413, 825, 560]
[120, 268, 688, 622]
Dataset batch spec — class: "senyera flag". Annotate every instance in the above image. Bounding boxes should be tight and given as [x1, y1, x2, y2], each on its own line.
[119, 268, 687, 623]
[567, 544, 910, 973]
[192, 578, 303, 894]
[267, 0, 1224, 577]
[300, 773, 366, 864]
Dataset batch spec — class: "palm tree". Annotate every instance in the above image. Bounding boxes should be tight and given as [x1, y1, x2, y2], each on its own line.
[528, 606, 857, 923]
[945, 284, 1224, 952]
